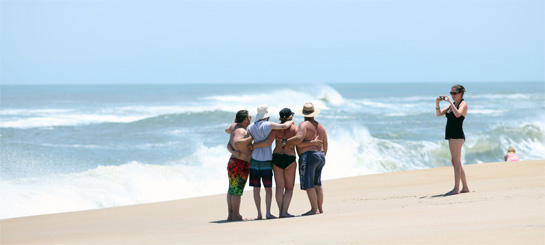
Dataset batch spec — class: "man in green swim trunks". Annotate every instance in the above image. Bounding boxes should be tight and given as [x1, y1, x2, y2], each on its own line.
[226, 110, 254, 221]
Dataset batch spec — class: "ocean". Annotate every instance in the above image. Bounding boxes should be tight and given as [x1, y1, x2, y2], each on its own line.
[1, 82, 544, 219]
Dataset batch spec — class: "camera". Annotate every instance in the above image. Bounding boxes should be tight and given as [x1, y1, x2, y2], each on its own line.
[440, 96, 446, 101]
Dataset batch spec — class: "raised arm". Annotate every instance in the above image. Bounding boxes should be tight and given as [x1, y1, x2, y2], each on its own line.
[270, 121, 293, 130]
[233, 129, 254, 149]
[436, 97, 449, 117]
[253, 130, 277, 148]
[225, 123, 237, 134]
[447, 98, 467, 118]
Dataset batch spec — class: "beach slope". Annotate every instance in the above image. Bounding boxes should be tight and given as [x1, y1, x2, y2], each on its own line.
[1, 160, 544, 244]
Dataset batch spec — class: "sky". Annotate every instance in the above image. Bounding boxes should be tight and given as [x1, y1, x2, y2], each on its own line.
[1, 0, 544, 85]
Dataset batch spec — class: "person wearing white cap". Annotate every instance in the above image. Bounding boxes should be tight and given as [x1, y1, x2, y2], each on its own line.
[247, 104, 295, 219]
[286, 102, 328, 216]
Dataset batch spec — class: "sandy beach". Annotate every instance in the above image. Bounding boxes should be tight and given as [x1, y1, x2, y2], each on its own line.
[1, 160, 543, 244]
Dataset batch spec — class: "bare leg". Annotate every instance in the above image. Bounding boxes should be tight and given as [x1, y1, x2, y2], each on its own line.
[281, 162, 296, 218]
[446, 139, 467, 195]
[303, 187, 319, 215]
[315, 185, 324, 213]
[460, 161, 470, 193]
[227, 194, 233, 221]
[273, 165, 285, 217]
[265, 187, 277, 219]
[253, 187, 262, 219]
[231, 195, 244, 221]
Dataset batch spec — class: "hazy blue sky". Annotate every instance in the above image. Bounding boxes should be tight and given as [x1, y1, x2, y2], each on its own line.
[1, 0, 543, 84]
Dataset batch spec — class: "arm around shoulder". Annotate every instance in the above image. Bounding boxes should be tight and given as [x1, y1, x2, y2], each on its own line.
[253, 130, 276, 148]
[286, 123, 306, 147]
[270, 121, 293, 130]
[225, 123, 236, 134]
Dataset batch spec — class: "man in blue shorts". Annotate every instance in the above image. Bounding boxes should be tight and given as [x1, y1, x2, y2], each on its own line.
[287, 102, 328, 215]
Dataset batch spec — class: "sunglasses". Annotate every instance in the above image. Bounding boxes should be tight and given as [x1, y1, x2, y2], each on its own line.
[450, 92, 459, 95]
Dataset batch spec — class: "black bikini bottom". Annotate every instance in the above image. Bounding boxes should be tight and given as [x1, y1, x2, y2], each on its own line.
[272, 153, 296, 169]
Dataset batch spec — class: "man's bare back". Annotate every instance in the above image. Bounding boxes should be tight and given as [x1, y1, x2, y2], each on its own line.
[293, 119, 328, 156]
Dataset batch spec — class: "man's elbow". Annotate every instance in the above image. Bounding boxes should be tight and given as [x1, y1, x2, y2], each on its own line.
[292, 136, 304, 144]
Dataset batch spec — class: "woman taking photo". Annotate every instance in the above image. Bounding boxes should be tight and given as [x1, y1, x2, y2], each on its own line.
[436, 84, 470, 195]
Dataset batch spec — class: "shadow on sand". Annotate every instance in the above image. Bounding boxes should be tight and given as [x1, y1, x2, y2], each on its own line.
[419, 194, 448, 199]
[210, 214, 305, 224]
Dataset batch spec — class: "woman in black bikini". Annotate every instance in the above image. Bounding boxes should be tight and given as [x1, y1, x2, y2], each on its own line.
[254, 108, 320, 217]
[436, 84, 470, 195]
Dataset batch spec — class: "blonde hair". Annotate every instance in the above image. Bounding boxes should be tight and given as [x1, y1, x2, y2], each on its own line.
[507, 147, 516, 153]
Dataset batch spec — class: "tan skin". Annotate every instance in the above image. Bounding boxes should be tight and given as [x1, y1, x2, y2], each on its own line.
[226, 115, 253, 221]
[436, 87, 470, 195]
[252, 115, 322, 218]
[286, 117, 328, 215]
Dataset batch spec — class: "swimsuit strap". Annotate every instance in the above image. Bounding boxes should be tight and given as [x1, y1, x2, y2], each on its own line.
[454, 99, 464, 109]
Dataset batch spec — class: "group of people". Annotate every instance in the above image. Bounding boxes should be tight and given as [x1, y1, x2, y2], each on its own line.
[225, 102, 328, 221]
[224, 83, 520, 221]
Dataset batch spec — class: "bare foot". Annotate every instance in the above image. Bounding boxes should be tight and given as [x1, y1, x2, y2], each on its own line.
[280, 213, 295, 218]
[444, 189, 460, 196]
[302, 210, 320, 216]
[460, 188, 470, 193]
[231, 215, 248, 221]
[266, 214, 277, 219]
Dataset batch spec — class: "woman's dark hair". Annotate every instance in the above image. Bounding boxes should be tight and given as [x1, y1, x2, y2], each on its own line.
[452, 84, 466, 98]
[235, 110, 249, 123]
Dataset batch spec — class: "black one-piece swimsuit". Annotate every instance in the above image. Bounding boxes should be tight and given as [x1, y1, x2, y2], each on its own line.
[445, 100, 465, 140]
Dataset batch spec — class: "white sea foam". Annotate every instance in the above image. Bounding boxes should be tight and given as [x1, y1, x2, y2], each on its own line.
[0, 125, 441, 219]
[2, 120, 544, 219]
[203, 88, 331, 115]
[0, 145, 230, 219]
[0, 85, 346, 128]
[0, 114, 146, 128]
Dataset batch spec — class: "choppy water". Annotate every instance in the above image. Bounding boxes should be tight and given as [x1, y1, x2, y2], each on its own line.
[1, 82, 543, 219]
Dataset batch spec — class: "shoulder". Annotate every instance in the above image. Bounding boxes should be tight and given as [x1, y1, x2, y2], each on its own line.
[233, 127, 246, 135]
[264, 121, 275, 127]
[317, 122, 326, 133]
[289, 124, 298, 133]
[460, 100, 468, 110]
[299, 120, 311, 127]
[317, 122, 325, 129]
